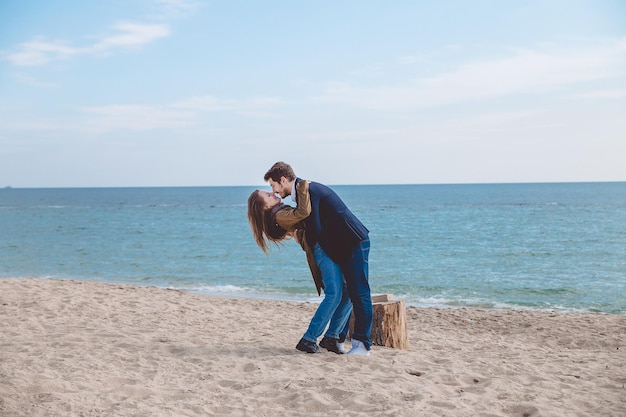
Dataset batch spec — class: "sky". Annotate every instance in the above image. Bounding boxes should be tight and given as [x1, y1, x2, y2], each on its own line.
[1, 0, 625, 187]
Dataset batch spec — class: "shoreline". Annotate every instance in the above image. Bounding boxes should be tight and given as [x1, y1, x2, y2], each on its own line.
[1, 278, 624, 416]
[2, 276, 623, 316]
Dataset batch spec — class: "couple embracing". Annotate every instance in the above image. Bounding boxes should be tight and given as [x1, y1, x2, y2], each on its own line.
[247, 161, 373, 356]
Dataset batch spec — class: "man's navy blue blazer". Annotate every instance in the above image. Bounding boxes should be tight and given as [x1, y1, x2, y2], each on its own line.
[296, 178, 369, 263]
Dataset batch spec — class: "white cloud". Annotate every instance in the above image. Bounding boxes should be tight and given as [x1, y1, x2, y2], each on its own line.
[93, 22, 170, 51]
[5, 22, 170, 67]
[81, 104, 193, 132]
[153, 0, 203, 18]
[464, 111, 538, 129]
[574, 89, 626, 99]
[11, 74, 57, 88]
[0, 104, 193, 134]
[80, 96, 285, 132]
[5, 39, 81, 66]
[172, 95, 283, 112]
[317, 38, 626, 110]
[1, 94, 285, 136]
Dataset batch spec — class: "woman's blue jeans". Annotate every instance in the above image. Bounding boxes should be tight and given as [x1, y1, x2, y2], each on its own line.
[303, 244, 353, 343]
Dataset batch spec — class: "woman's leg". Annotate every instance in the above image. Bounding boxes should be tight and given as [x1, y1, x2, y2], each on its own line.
[324, 280, 352, 339]
[302, 244, 344, 343]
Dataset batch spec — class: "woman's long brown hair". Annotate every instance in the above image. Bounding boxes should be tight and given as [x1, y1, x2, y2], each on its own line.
[247, 190, 288, 253]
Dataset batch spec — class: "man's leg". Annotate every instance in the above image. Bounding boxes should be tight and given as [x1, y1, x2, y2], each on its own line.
[341, 238, 373, 350]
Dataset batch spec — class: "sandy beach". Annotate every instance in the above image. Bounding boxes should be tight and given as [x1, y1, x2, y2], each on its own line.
[1, 278, 624, 417]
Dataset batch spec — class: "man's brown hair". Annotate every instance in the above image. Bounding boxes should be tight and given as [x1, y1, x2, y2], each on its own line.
[264, 161, 296, 182]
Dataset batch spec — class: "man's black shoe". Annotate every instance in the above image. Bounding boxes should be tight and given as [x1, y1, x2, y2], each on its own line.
[296, 338, 321, 353]
[319, 337, 345, 354]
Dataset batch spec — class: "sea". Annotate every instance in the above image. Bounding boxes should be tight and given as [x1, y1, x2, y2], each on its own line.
[1, 182, 625, 315]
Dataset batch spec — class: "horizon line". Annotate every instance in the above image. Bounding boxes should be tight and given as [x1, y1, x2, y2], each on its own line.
[3, 180, 626, 190]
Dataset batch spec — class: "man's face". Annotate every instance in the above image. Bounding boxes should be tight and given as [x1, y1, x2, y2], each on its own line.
[268, 177, 290, 198]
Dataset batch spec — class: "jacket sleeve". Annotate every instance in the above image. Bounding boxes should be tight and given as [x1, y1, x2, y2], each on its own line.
[274, 180, 311, 230]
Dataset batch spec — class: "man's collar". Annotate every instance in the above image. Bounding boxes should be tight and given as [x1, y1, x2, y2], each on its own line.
[290, 180, 297, 202]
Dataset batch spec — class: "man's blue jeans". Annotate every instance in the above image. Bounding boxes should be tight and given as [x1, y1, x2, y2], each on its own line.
[340, 238, 372, 349]
[303, 244, 353, 343]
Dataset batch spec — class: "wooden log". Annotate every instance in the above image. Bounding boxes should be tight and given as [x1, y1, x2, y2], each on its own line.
[371, 294, 394, 303]
[349, 297, 409, 350]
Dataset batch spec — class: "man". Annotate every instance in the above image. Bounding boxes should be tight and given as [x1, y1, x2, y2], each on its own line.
[264, 161, 373, 356]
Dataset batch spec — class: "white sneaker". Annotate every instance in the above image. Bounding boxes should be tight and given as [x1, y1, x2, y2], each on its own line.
[337, 342, 345, 354]
[347, 339, 370, 356]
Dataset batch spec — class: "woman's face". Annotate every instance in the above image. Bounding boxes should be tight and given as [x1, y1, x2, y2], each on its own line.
[259, 190, 281, 210]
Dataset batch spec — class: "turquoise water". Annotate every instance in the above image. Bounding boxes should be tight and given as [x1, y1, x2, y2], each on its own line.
[1, 183, 625, 314]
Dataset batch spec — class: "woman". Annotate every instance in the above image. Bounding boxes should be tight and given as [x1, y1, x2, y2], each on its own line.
[247, 180, 352, 354]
